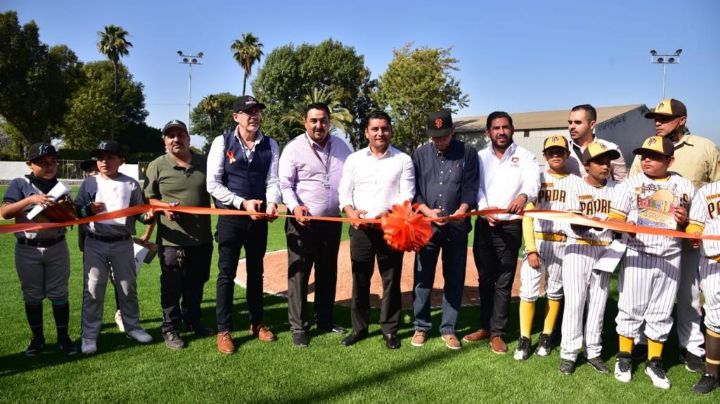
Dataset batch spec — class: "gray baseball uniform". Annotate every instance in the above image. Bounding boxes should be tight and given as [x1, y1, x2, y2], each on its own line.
[75, 173, 145, 339]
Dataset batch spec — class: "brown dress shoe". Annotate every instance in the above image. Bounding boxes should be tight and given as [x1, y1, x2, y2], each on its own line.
[216, 331, 235, 354]
[463, 329, 490, 343]
[442, 334, 462, 350]
[250, 323, 277, 342]
[490, 336, 508, 354]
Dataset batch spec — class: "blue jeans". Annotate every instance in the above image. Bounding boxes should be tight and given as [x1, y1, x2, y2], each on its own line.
[412, 230, 467, 335]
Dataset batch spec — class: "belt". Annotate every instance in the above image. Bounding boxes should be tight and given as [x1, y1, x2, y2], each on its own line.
[535, 232, 567, 242]
[576, 239, 611, 247]
[87, 233, 131, 243]
[495, 219, 522, 226]
[17, 235, 66, 247]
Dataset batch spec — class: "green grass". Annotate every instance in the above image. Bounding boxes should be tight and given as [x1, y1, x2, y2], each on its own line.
[0, 186, 716, 402]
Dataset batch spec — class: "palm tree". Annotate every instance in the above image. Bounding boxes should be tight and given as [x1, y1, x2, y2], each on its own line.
[280, 87, 354, 136]
[97, 25, 132, 101]
[97, 24, 132, 139]
[230, 33, 264, 96]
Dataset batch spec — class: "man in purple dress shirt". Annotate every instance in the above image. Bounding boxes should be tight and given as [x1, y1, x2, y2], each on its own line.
[279, 102, 352, 347]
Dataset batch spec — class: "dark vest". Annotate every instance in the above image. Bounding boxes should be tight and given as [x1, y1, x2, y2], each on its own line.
[217, 130, 272, 208]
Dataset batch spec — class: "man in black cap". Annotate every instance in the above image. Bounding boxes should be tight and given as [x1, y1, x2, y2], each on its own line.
[144, 120, 214, 350]
[206, 96, 281, 354]
[410, 110, 479, 350]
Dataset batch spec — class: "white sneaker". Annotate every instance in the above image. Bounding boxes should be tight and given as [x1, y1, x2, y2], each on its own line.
[114, 310, 125, 332]
[614, 355, 632, 383]
[645, 359, 671, 390]
[127, 328, 153, 343]
[81, 338, 97, 355]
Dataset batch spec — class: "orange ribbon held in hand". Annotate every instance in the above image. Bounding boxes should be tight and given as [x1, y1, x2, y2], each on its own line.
[381, 201, 432, 252]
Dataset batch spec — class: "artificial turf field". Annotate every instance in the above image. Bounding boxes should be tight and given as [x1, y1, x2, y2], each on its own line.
[0, 186, 716, 402]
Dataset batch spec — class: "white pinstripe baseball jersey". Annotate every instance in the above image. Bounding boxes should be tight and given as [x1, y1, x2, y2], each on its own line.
[533, 172, 583, 235]
[688, 180, 720, 257]
[611, 173, 695, 256]
[568, 178, 618, 244]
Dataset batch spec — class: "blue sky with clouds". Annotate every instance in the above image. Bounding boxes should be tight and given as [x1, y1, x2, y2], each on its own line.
[5, 0, 720, 147]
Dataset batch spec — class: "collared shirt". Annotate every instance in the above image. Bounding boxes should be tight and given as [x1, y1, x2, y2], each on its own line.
[144, 152, 212, 246]
[206, 127, 281, 209]
[477, 142, 540, 221]
[412, 138, 479, 235]
[279, 133, 352, 217]
[629, 133, 720, 189]
[338, 146, 415, 219]
[566, 136, 628, 182]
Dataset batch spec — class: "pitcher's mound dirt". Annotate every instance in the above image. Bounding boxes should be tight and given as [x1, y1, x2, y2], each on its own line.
[235, 241, 539, 309]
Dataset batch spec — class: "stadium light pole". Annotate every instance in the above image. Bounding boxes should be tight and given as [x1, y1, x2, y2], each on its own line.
[650, 49, 682, 99]
[177, 50, 204, 129]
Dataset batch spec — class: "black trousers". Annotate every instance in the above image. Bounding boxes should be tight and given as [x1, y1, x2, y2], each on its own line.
[349, 226, 403, 334]
[472, 219, 522, 337]
[159, 243, 213, 334]
[215, 215, 268, 333]
[286, 218, 342, 333]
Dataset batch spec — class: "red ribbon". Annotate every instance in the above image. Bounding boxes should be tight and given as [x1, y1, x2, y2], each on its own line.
[2, 204, 718, 252]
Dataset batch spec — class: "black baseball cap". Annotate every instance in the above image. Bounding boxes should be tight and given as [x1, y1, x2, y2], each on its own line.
[91, 140, 124, 158]
[26, 143, 59, 162]
[233, 95, 266, 112]
[162, 120, 188, 136]
[427, 110, 454, 137]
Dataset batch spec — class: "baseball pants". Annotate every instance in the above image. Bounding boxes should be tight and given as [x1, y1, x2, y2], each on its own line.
[560, 244, 610, 361]
[676, 243, 705, 357]
[82, 238, 142, 339]
[15, 241, 70, 303]
[700, 257, 720, 334]
[616, 249, 681, 342]
[519, 238, 564, 302]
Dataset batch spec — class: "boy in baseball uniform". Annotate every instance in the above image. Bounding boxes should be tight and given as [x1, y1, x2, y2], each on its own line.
[75, 140, 153, 354]
[686, 181, 720, 394]
[515, 135, 582, 360]
[558, 142, 620, 375]
[1, 143, 78, 356]
[610, 135, 695, 389]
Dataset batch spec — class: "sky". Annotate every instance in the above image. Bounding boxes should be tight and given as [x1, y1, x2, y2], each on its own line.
[4, 0, 720, 148]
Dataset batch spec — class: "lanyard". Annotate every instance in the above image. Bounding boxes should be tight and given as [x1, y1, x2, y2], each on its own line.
[306, 135, 332, 188]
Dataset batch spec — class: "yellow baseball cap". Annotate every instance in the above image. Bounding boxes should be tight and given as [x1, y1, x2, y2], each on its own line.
[645, 98, 687, 119]
[581, 142, 621, 163]
[632, 135, 674, 156]
[542, 135, 569, 152]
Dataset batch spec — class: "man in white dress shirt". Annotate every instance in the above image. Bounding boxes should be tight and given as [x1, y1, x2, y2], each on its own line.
[338, 111, 415, 349]
[463, 111, 540, 354]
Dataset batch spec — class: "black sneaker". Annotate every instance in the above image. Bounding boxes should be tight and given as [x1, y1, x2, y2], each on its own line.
[693, 373, 719, 394]
[56, 336, 79, 356]
[586, 356, 610, 373]
[680, 350, 705, 373]
[292, 331, 309, 348]
[536, 333, 552, 357]
[645, 357, 671, 389]
[560, 359, 576, 375]
[163, 331, 186, 350]
[25, 336, 45, 357]
[614, 352, 632, 383]
[513, 337, 530, 361]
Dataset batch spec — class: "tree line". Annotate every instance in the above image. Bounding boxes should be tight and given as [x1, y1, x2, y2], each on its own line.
[0, 10, 468, 160]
